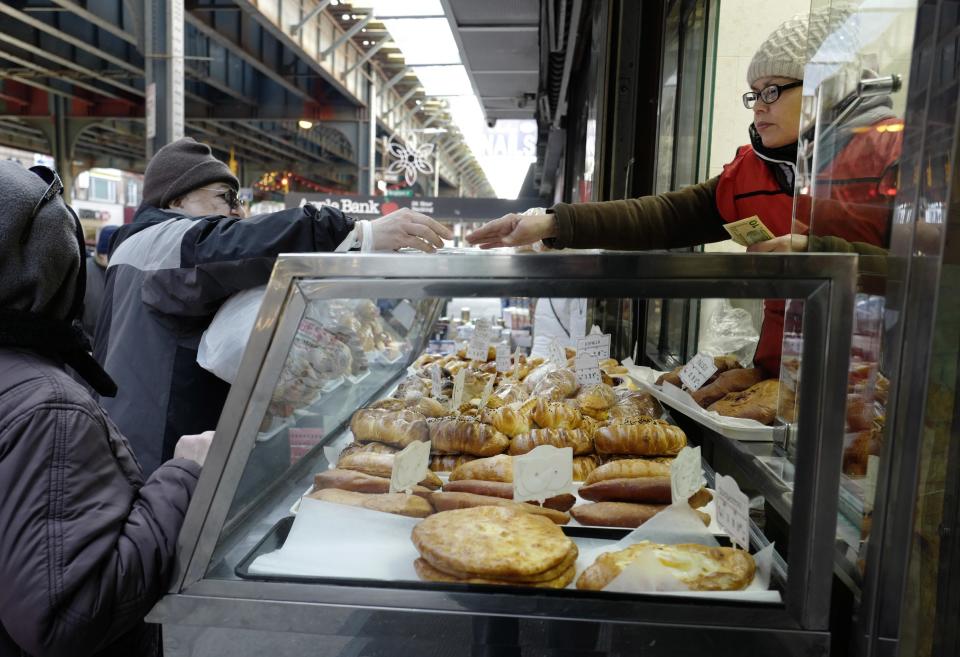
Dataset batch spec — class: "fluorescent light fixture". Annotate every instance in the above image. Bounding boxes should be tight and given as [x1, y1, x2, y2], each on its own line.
[380, 18, 460, 64]
[411, 65, 473, 96]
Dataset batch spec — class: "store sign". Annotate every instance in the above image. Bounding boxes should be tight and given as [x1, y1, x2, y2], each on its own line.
[290, 193, 539, 221]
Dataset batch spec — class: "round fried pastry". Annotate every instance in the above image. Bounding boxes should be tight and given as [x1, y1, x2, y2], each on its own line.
[414, 558, 576, 589]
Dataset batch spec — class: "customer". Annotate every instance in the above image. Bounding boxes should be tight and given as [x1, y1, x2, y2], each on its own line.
[81, 223, 119, 344]
[95, 137, 452, 474]
[0, 161, 214, 657]
[467, 7, 900, 376]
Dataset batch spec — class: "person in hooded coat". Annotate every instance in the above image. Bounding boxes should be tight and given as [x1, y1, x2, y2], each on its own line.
[0, 161, 214, 657]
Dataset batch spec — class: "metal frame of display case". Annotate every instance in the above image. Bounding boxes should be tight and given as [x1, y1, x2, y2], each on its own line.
[150, 252, 856, 657]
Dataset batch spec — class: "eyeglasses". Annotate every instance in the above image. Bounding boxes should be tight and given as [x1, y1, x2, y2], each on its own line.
[200, 186, 246, 212]
[742, 81, 803, 109]
[20, 166, 64, 243]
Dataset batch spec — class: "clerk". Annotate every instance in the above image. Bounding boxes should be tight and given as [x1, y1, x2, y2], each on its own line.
[467, 7, 901, 376]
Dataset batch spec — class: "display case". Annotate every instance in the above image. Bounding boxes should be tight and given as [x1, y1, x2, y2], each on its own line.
[149, 251, 863, 657]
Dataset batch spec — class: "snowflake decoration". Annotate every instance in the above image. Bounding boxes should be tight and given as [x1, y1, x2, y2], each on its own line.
[386, 137, 434, 187]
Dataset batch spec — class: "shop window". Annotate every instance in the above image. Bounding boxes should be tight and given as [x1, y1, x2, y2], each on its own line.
[89, 176, 117, 203]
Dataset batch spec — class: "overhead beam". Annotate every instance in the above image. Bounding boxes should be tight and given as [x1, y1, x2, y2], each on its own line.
[345, 35, 390, 75]
[48, 0, 138, 46]
[386, 86, 418, 114]
[0, 72, 92, 104]
[321, 14, 372, 59]
[382, 66, 410, 91]
[0, 51, 122, 100]
[289, 0, 333, 35]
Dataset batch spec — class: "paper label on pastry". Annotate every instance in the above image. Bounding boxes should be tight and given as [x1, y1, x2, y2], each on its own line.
[574, 354, 602, 387]
[479, 374, 496, 408]
[715, 474, 750, 550]
[576, 333, 611, 360]
[679, 353, 718, 391]
[430, 363, 443, 399]
[569, 298, 588, 340]
[392, 299, 416, 331]
[450, 368, 466, 410]
[512, 444, 575, 502]
[722, 215, 775, 247]
[495, 343, 512, 372]
[548, 338, 567, 368]
[670, 445, 702, 504]
[390, 440, 430, 493]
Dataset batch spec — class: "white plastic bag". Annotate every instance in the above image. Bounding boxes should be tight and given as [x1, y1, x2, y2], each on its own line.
[697, 299, 759, 367]
[197, 285, 267, 384]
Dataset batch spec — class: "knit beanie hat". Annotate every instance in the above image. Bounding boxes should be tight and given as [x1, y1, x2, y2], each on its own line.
[0, 161, 81, 320]
[747, 6, 856, 85]
[141, 137, 238, 209]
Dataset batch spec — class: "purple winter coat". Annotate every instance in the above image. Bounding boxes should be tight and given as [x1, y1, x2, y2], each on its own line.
[0, 347, 201, 657]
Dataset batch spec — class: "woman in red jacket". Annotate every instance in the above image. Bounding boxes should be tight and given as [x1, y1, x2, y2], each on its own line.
[467, 7, 901, 376]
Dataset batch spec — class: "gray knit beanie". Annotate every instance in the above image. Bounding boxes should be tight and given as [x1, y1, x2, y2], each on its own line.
[0, 161, 81, 320]
[747, 6, 856, 85]
[142, 137, 239, 208]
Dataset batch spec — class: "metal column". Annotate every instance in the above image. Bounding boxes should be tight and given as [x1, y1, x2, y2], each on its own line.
[145, 0, 185, 157]
[368, 76, 377, 195]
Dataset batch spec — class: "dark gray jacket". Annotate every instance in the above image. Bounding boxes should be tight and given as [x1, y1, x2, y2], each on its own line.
[0, 347, 200, 657]
[94, 204, 354, 474]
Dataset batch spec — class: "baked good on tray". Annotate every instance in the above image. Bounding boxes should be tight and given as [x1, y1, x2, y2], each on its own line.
[308, 488, 434, 518]
[655, 355, 741, 388]
[572, 455, 600, 481]
[576, 541, 755, 591]
[690, 367, 765, 408]
[428, 417, 510, 456]
[349, 408, 429, 448]
[441, 480, 576, 512]
[428, 491, 570, 525]
[509, 427, 594, 456]
[594, 418, 686, 455]
[707, 379, 780, 424]
[337, 451, 442, 489]
[449, 454, 513, 483]
[313, 468, 432, 498]
[582, 458, 672, 485]
[429, 454, 476, 472]
[578, 476, 673, 504]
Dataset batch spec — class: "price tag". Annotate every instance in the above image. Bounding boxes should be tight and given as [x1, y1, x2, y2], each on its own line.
[390, 440, 431, 493]
[466, 335, 489, 362]
[392, 300, 416, 331]
[511, 347, 522, 380]
[430, 363, 443, 399]
[548, 338, 567, 368]
[864, 455, 880, 513]
[569, 299, 587, 340]
[297, 318, 326, 344]
[679, 353, 718, 391]
[512, 445, 575, 502]
[495, 343, 512, 372]
[576, 334, 611, 360]
[574, 354, 602, 386]
[450, 368, 466, 410]
[670, 446, 702, 504]
[479, 374, 496, 408]
[715, 474, 750, 550]
[475, 318, 491, 342]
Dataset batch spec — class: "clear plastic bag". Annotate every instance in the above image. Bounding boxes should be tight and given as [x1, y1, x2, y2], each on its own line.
[697, 299, 760, 367]
[197, 285, 266, 384]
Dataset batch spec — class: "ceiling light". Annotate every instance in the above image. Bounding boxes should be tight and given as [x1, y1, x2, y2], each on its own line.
[342, 12, 350, 19]
[387, 52, 405, 58]
[298, 119, 314, 129]
[362, 40, 369, 45]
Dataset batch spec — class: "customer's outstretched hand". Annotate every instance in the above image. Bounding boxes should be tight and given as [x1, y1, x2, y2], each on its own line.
[371, 208, 453, 252]
[174, 430, 215, 467]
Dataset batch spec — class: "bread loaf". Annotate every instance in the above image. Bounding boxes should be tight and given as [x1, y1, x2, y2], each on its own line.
[449, 454, 513, 483]
[409, 397, 448, 418]
[572, 455, 600, 481]
[338, 441, 398, 462]
[583, 458, 672, 485]
[576, 384, 617, 411]
[609, 391, 663, 420]
[429, 454, 475, 472]
[442, 479, 576, 511]
[707, 379, 780, 425]
[308, 488, 434, 518]
[578, 476, 673, 503]
[485, 399, 536, 438]
[350, 408, 429, 448]
[655, 355, 741, 388]
[594, 419, 686, 455]
[571, 502, 666, 528]
[428, 492, 571, 524]
[690, 367, 765, 408]
[509, 428, 594, 456]
[313, 468, 431, 497]
[531, 399, 582, 429]
[485, 382, 530, 409]
[428, 417, 510, 456]
[337, 451, 442, 489]
[531, 369, 579, 400]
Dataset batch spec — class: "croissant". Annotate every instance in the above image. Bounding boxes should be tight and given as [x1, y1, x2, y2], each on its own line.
[531, 369, 579, 400]
[509, 428, 594, 456]
[532, 399, 582, 430]
[594, 418, 686, 455]
[350, 408, 429, 449]
[449, 454, 513, 483]
[429, 454, 476, 472]
[583, 458, 672, 485]
[576, 383, 617, 411]
[428, 417, 510, 456]
[573, 455, 600, 481]
[337, 451, 443, 489]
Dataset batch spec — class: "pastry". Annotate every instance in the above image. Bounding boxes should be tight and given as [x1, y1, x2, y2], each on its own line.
[578, 476, 673, 504]
[707, 379, 780, 425]
[531, 369, 579, 400]
[571, 502, 666, 528]
[441, 480, 576, 511]
[313, 468, 431, 497]
[428, 491, 570, 525]
[531, 399, 582, 429]
[845, 393, 875, 432]
[307, 488, 434, 518]
[412, 506, 576, 580]
[655, 355, 741, 388]
[576, 542, 756, 591]
[843, 428, 881, 477]
[449, 454, 513, 483]
[690, 368, 765, 408]
[369, 398, 406, 411]
[413, 558, 575, 588]
[594, 418, 686, 455]
[429, 455, 475, 472]
[485, 382, 529, 409]
[428, 418, 510, 456]
[583, 458, 672, 485]
[485, 399, 537, 437]
[350, 408, 429, 448]
[409, 397, 448, 418]
[576, 384, 617, 411]
[337, 451, 443, 489]
[572, 455, 600, 481]
[609, 391, 663, 420]
[338, 441, 398, 461]
[509, 428, 593, 456]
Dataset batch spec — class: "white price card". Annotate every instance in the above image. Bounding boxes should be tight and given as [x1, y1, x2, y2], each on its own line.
[569, 299, 588, 340]
[475, 318, 492, 342]
[548, 338, 567, 368]
[430, 363, 443, 399]
[495, 343, 512, 372]
[864, 455, 880, 513]
[466, 334, 489, 362]
[450, 368, 466, 410]
[679, 353, 718, 391]
[512, 445, 575, 502]
[390, 440, 431, 493]
[574, 354, 602, 387]
[479, 374, 496, 409]
[576, 333, 612, 360]
[715, 474, 750, 550]
[392, 300, 416, 331]
[670, 446, 703, 504]
[511, 347, 522, 380]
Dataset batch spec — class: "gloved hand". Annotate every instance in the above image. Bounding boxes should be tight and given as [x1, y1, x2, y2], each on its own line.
[370, 208, 453, 252]
[173, 430, 215, 467]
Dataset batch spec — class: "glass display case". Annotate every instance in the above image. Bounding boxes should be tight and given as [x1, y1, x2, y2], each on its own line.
[150, 251, 864, 657]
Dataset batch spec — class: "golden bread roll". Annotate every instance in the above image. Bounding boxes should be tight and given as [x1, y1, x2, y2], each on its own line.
[580, 407, 609, 421]
[429, 454, 475, 472]
[576, 542, 755, 591]
[485, 400, 536, 438]
[441, 480, 575, 511]
[690, 367, 765, 408]
[449, 454, 513, 483]
[444, 359, 471, 375]
[571, 502, 666, 528]
[308, 488, 434, 518]
[572, 455, 600, 481]
[576, 414, 603, 439]
[598, 358, 619, 370]
[576, 383, 617, 411]
[413, 558, 575, 588]
[350, 408, 429, 449]
[609, 391, 663, 420]
[531, 399, 582, 429]
[412, 506, 576, 579]
[688, 487, 713, 509]
[420, 541, 578, 582]
[531, 369, 579, 400]
[428, 491, 571, 525]
[428, 417, 510, 456]
[338, 441, 398, 461]
[509, 428, 594, 456]
[594, 418, 686, 455]
[338, 451, 442, 489]
[583, 458, 672, 485]
[313, 468, 431, 498]
[707, 379, 780, 425]
[409, 396, 448, 418]
[578, 476, 673, 503]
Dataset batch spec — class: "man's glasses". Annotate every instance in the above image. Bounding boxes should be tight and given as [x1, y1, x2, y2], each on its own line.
[742, 81, 803, 109]
[20, 166, 64, 243]
[200, 186, 246, 212]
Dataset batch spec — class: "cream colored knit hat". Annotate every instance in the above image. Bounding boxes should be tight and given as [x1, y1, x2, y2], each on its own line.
[747, 6, 856, 85]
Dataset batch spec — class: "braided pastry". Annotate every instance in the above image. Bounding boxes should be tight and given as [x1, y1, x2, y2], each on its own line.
[350, 408, 429, 449]
[485, 399, 536, 438]
[509, 428, 594, 456]
[573, 455, 600, 481]
[428, 417, 510, 456]
[594, 418, 686, 455]
[532, 399, 582, 430]
[429, 454, 476, 472]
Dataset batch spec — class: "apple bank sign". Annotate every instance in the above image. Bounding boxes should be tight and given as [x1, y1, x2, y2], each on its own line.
[290, 194, 539, 221]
